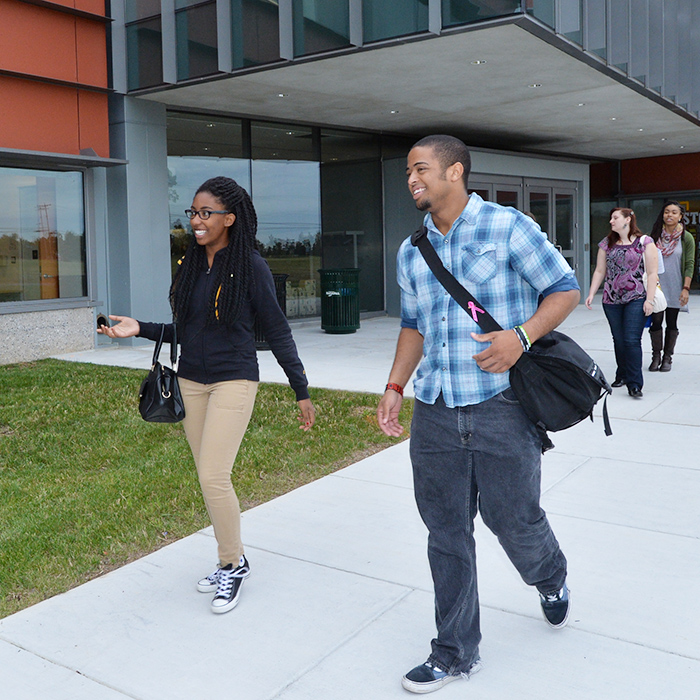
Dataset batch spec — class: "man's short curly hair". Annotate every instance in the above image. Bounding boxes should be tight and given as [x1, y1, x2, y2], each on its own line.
[412, 134, 471, 191]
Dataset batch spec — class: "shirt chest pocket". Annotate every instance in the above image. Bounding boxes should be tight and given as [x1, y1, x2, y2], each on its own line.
[461, 242, 498, 285]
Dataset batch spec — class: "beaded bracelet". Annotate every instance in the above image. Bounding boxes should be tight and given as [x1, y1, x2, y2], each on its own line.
[513, 325, 531, 352]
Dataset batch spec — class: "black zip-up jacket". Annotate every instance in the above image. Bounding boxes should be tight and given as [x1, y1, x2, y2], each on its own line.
[138, 249, 309, 401]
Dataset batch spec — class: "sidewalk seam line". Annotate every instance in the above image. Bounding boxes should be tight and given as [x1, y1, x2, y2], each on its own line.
[265, 587, 414, 700]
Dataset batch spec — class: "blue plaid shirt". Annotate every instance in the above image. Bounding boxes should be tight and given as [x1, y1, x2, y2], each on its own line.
[398, 193, 579, 407]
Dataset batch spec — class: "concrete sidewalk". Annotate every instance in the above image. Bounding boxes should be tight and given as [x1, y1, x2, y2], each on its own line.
[1, 305, 699, 699]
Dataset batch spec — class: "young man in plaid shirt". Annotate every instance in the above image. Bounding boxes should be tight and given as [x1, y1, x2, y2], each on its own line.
[378, 135, 580, 694]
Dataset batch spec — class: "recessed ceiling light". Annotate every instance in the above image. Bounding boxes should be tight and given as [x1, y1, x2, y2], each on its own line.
[471, 60, 487, 65]
[277, 93, 287, 98]
[390, 110, 400, 114]
[528, 83, 542, 88]
[610, 117, 617, 121]
[638, 128, 644, 131]
[577, 103, 585, 107]
[680, 145, 685, 149]
[661, 137, 667, 141]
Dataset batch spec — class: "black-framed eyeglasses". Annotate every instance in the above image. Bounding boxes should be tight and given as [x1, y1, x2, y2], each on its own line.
[184, 209, 230, 220]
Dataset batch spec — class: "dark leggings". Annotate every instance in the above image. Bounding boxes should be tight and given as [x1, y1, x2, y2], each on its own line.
[650, 307, 680, 332]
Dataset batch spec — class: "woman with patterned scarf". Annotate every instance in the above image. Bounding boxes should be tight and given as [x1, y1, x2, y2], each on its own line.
[648, 200, 696, 372]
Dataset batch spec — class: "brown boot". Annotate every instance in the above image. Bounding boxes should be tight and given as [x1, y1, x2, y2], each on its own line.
[648, 329, 663, 371]
[660, 329, 679, 372]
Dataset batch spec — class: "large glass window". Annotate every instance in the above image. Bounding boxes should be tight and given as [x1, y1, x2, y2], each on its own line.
[0, 167, 86, 303]
[126, 13, 164, 90]
[362, 0, 429, 43]
[167, 114, 249, 276]
[321, 129, 383, 313]
[176, 1, 219, 80]
[442, 0, 519, 28]
[293, 0, 351, 57]
[166, 114, 388, 317]
[526, 0, 554, 28]
[232, 0, 281, 68]
[251, 122, 321, 318]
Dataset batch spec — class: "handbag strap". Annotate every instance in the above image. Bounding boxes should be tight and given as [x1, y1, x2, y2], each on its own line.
[411, 226, 502, 333]
[150, 323, 178, 369]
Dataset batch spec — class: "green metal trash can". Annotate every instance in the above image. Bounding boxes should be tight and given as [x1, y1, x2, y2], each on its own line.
[318, 268, 360, 334]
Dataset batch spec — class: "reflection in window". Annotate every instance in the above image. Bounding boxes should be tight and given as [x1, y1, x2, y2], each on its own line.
[293, 0, 351, 57]
[251, 122, 321, 318]
[321, 130, 383, 313]
[125, 0, 161, 23]
[442, 0, 519, 28]
[232, 0, 281, 68]
[526, 0, 554, 28]
[126, 17, 164, 90]
[176, 1, 219, 80]
[363, 0, 429, 43]
[166, 114, 249, 277]
[0, 167, 86, 303]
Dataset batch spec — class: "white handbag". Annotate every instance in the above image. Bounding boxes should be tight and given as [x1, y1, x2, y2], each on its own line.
[643, 272, 667, 313]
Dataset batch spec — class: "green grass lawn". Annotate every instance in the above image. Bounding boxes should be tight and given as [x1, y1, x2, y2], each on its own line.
[0, 359, 412, 619]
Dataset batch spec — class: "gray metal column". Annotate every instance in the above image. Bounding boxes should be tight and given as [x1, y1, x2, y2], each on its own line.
[106, 96, 172, 336]
[161, 0, 177, 84]
[217, 0, 233, 73]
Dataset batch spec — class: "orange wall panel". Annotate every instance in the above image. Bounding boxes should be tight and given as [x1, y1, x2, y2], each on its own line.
[76, 17, 108, 87]
[78, 90, 110, 157]
[621, 153, 700, 195]
[75, 0, 107, 15]
[0, 76, 80, 154]
[0, 0, 78, 83]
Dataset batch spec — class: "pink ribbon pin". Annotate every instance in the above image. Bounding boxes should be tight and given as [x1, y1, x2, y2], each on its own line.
[467, 301, 485, 323]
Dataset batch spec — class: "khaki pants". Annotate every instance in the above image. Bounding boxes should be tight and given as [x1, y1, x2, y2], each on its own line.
[179, 378, 258, 567]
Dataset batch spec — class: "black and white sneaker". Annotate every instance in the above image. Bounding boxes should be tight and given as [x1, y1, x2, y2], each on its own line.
[211, 556, 250, 614]
[401, 659, 482, 694]
[539, 582, 570, 629]
[196, 568, 221, 594]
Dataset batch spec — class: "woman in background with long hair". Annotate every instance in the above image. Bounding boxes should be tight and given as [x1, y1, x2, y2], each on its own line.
[585, 208, 658, 398]
[648, 200, 695, 372]
[99, 176, 315, 613]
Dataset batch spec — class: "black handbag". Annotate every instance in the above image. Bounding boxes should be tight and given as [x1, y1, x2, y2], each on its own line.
[412, 226, 611, 452]
[138, 324, 186, 423]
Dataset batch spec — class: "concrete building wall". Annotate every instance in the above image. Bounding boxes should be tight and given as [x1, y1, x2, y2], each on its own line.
[0, 307, 94, 364]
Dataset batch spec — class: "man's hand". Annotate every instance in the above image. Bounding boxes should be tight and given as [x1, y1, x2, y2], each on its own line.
[377, 389, 405, 437]
[471, 329, 523, 373]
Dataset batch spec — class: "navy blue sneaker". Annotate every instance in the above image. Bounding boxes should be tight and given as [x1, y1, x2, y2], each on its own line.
[539, 582, 570, 629]
[401, 659, 482, 694]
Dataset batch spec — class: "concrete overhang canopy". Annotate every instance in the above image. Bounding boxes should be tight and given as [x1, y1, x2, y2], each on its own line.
[139, 21, 700, 162]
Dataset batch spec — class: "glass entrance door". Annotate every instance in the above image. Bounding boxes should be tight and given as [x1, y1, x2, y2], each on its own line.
[525, 182, 578, 275]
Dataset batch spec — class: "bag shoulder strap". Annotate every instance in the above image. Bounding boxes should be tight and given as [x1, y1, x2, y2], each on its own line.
[411, 226, 502, 334]
[151, 323, 178, 369]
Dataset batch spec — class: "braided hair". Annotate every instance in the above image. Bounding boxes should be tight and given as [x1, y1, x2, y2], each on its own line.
[170, 177, 258, 328]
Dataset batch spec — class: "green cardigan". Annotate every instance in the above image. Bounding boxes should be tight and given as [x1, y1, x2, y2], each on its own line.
[680, 230, 695, 281]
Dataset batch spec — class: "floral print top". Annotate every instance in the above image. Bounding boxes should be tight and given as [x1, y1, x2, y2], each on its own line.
[599, 235, 652, 305]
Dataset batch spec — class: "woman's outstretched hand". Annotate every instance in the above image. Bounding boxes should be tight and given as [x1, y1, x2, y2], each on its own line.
[297, 398, 316, 431]
[97, 315, 140, 339]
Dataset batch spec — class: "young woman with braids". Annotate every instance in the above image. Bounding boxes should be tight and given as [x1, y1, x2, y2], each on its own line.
[98, 176, 315, 613]
[647, 200, 695, 372]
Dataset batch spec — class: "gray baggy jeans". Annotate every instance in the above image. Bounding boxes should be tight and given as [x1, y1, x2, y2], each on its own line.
[410, 390, 567, 674]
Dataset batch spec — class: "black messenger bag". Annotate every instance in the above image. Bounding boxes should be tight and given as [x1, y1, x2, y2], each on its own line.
[412, 226, 612, 452]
